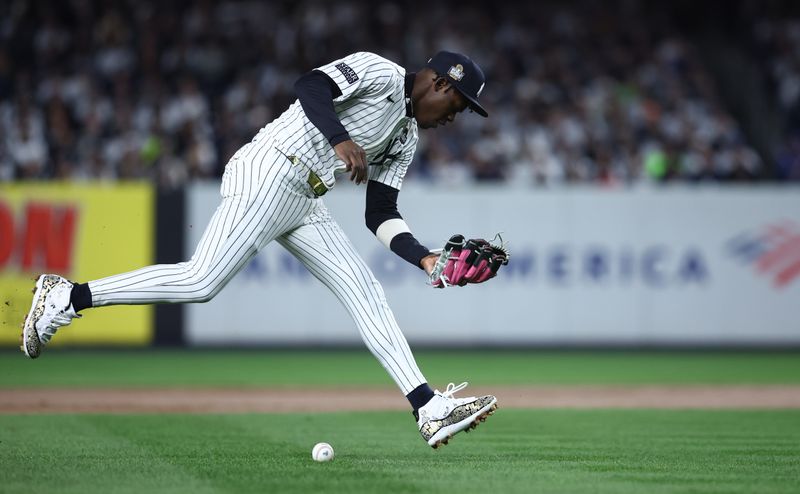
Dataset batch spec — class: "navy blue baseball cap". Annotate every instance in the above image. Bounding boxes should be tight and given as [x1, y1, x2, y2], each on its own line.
[426, 51, 488, 117]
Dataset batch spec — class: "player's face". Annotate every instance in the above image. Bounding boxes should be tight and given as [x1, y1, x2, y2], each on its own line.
[416, 79, 470, 129]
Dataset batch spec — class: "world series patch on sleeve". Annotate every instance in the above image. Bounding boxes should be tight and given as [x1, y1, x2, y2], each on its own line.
[428, 234, 510, 288]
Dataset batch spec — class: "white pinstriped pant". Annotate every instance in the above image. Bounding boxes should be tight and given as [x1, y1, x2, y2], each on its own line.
[88, 144, 427, 394]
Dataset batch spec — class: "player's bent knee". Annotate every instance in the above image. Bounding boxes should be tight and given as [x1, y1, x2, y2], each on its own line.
[188, 284, 222, 303]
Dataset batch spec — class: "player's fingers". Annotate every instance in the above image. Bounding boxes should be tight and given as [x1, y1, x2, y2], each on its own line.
[353, 149, 368, 184]
[352, 166, 366, 184]
[348, 154, 360, 182]
[342, 152, 357, 179]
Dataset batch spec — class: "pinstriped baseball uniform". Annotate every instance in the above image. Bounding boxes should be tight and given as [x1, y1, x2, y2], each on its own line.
[87, 52, 427, 394]
[268, 51, 418, 190]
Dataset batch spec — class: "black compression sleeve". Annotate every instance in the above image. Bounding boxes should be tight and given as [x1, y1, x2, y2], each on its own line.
[294, 70, 351, 147]
[390, 233, 431, 269]
[365, 180, 430, 269]
[365, 180, 401, 233]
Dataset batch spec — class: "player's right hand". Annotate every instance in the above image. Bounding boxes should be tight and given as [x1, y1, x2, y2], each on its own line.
[334, 140, 368, 185]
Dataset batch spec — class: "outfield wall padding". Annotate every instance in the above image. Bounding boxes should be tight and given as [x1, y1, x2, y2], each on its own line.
[182, 184, 800, 347]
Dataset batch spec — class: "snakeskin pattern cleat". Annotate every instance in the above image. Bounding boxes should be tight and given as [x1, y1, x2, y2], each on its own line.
[414, 382, 498, 449]
[21, 274, 81, 359]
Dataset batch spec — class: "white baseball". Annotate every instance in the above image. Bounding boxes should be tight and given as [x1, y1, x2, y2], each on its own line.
[312, 442, 334, 462]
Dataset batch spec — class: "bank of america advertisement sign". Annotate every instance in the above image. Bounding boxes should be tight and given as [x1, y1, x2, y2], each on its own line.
[186, 185, 799, 345]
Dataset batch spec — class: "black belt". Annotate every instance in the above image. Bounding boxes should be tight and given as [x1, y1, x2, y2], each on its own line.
[276, 148, 329, 197]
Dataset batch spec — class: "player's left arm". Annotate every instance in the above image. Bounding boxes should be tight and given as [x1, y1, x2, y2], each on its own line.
[365, 180, 436, 272]
[365, 136, 438, 272]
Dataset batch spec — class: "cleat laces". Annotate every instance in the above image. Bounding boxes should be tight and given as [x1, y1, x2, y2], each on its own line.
[440, 381, 469, 398]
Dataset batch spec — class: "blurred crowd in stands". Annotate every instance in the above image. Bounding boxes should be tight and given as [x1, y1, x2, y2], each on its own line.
[751, 10, 800, 181]
[0, 0, 796, 187]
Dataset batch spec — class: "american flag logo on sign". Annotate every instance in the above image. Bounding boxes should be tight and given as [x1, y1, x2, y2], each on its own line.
[727, 221, 800, 288]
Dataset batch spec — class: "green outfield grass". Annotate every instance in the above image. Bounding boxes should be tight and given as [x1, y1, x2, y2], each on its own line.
[3, 351, 799, 493]
[2, 350, 800, 387]
[2, 410, 799, 494]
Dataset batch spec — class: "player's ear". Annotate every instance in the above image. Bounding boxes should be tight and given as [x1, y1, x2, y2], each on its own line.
[433, 76, 450, 92]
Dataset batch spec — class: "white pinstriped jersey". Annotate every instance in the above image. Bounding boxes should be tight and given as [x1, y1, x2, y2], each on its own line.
[252, 52, 418, 191]
[83, 51, 431, 397]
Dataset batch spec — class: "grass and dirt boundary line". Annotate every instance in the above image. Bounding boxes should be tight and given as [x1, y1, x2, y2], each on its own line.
[3, 385, 800, 413]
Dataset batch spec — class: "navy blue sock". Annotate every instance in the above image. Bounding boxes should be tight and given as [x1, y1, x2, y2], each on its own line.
[406, 383, 435, 411]
[70, 283, 93, 312]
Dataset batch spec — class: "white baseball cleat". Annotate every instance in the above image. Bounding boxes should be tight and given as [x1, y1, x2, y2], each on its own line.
[21, 274, 81, 359]
[414, 382, 498, 449]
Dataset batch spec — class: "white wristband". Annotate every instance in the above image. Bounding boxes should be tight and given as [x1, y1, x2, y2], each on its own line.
[375, 218, 411, 249]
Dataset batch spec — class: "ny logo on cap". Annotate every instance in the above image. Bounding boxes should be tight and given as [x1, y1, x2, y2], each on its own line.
[447, 64, 465, 81]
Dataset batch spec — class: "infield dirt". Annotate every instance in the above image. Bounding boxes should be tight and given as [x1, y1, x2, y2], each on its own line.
[2, 385, 800, 413]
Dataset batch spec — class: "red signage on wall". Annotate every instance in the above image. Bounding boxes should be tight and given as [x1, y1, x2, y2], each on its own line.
[0, 201, 78, 273]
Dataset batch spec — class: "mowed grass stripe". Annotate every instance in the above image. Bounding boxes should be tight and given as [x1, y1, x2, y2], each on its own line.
[1, 414, 223, 494]
[2, 351, 800, 387]
[1, 410, 799, 494]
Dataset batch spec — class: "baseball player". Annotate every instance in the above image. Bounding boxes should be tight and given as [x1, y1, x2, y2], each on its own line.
[22, 51, 498, 448]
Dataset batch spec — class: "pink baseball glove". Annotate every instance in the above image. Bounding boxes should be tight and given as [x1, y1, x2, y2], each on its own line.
[429, 234, 510, 288]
